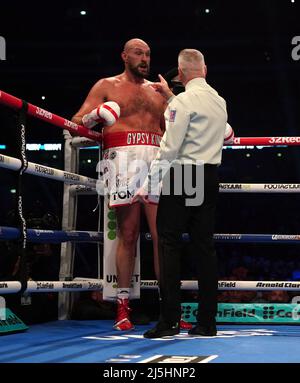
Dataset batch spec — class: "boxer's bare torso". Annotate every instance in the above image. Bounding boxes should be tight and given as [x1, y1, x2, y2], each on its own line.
[73, 73, 166, 134]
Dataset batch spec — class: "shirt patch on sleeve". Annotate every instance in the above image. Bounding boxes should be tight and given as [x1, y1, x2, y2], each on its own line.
[169, 109, 177, 122]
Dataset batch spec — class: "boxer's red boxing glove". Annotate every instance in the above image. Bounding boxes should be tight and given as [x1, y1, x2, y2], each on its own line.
[82, 101, 120, 129]
[224, 123, 234, 145]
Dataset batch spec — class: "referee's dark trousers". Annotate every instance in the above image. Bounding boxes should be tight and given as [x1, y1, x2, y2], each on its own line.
[157, 163, 219, 326]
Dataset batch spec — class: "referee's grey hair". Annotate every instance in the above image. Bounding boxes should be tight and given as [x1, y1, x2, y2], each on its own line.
[178, 49, 205, 74]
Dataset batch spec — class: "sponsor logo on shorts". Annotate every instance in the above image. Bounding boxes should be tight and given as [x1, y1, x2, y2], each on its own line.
[0, 283, 8, 289]
[111, 190, 134, 200]
[0, 154, 4, 162]
[115, 175, 128, 188]
[110, 151, 117, 160]
[126, 132, 161, 146]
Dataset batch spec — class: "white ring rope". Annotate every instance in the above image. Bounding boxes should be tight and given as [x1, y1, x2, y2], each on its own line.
[140, 280, 300, 291]
[0, 280, 102, 294]
[1, 279, 300, 294]
[0, 153, 97, 188]
[219, 183, 300, 193]
[68, 183, 300, 197]
[2, 153, 300, 194]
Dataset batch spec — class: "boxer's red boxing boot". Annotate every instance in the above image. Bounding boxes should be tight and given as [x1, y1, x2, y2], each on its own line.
[114, 298, 134, 331]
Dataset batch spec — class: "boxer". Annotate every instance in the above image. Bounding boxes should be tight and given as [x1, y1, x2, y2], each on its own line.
[72, 38, 193, 331]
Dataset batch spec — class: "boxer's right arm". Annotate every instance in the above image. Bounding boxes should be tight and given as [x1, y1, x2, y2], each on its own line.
[224, 123, 235, 144]
[71, 79, 109, 125]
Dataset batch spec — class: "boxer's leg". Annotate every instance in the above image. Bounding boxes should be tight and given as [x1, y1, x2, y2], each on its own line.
[116, 203, 141, 287]
[114, 203, 141, 330]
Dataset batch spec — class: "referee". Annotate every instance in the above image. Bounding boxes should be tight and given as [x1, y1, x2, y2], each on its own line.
[134, 49, 227, 338]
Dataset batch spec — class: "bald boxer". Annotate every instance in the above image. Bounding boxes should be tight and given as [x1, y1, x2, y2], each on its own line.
[72, 38, 193, 331]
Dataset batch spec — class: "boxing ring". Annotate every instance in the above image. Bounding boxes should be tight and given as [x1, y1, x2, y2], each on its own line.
[1, 90, 300, 364]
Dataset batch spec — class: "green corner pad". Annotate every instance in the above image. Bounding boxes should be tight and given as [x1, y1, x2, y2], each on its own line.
[107, 231, 117, 240]
[107, 210, 116, 220]
[181, 303, 300, 324]
[0, 308, 28, 334]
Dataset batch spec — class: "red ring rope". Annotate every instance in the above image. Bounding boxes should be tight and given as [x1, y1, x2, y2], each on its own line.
[0, 90, 102, 142]
[2, 90, 300, 147]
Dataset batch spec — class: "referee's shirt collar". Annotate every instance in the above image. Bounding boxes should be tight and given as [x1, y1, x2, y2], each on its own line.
[185, 77, 207, 90]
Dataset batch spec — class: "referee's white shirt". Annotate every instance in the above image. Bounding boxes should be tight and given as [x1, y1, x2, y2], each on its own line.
[143, 77, 227, 191]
